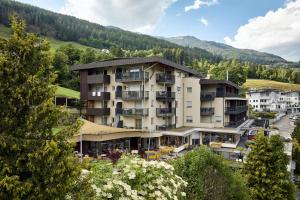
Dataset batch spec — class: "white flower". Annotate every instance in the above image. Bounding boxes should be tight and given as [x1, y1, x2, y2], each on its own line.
[128, 171, 136, 179]
[181, 192, 186, 197]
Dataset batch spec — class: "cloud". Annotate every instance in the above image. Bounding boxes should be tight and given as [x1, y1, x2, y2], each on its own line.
[224, 0, 300, 61]
[185, 0, 218, 12]
[200, 17, 208, 26]
[60, 0, 176, 34]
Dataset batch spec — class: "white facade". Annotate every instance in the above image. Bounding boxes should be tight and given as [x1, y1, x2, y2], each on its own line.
[246, 89, 300, 113]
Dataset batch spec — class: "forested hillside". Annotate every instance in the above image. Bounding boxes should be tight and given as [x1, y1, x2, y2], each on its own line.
[164, 36, 287, 65]
[0, 0, 219, 64]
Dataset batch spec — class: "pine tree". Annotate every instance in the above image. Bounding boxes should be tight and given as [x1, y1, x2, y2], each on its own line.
[242, 132, 295, 200]
[0, 16, 88, 199]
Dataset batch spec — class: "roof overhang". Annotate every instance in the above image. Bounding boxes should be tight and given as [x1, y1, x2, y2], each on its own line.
[71, 56, 202, 77]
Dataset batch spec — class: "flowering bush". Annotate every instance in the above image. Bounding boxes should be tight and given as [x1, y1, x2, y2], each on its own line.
[90, 155, 187, 200]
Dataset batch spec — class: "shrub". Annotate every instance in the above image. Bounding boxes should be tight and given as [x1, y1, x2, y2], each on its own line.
[90, 155, 187, 200]
[172, 146, 249, 200]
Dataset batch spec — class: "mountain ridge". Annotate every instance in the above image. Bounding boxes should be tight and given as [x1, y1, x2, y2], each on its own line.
[163, 36, 288, 64]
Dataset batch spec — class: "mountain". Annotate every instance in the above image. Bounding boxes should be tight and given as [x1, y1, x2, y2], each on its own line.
[0, 0, 218, 63]
[163, 36, 287, 65]
[0, 0, 288, 65]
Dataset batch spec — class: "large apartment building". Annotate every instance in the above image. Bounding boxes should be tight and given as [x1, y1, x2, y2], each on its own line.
[72, 57, 249, 154]
[246, 89, 300, 113]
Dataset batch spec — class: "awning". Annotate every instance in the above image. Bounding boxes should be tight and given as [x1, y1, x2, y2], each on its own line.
[73, 119, 146, 142]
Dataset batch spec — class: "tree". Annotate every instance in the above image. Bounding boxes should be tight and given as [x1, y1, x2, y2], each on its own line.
[0, 16, 89, 199]
[80, 48, 97, 64]
[172, 146, 249, 200]
[292, 120, 300, 174]
[242, 132, 295, 200]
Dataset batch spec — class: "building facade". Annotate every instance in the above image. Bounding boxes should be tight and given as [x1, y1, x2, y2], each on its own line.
[72, 57, 249, 155]
[247, 89, 300, 113]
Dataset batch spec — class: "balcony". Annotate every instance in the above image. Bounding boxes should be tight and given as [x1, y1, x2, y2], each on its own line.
[156, 108, 176, 117]
[216, 92, 239, 98]
[122, 108, 149, 117]
[200, 107, 215, 116]
[87, 74, 110, 84]
[225, 106, 248, 114]
[87, 92, 110, 101]
[156, 91, 175, 101]
[156, 73, 175, 85]
[122, 91, 149, 101]
[156, 124, 176, 131]
[86, 108, 110, 116]
[201, 92, 216, 101]
[116, 72, 149, 82]
[225, 118, 247, 128]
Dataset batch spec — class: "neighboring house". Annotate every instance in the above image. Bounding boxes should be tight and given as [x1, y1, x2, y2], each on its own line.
[246, 89, 300, 113]
[71, 57, 249, 156]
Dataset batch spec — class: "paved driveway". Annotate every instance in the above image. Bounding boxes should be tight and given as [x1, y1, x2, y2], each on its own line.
[273, 114, 295, 138]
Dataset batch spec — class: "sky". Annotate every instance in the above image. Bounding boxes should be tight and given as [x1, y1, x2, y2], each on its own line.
[16, 0, 300, 61]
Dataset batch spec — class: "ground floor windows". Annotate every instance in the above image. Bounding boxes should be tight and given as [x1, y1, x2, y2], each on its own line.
[202, 132, 237, 145]
[160, 135, 189, 148]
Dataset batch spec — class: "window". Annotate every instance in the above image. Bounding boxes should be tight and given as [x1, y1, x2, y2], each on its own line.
[112, 100, 115, 106]
[186, 116, 193, 123]
[151, 117, 154, 125]
[186, 101, 192, 108]
[112, 117, 115, 123]
[177, 87, 181, 93]
[187, 87, 192, 93]
[151, 100, 154, 107]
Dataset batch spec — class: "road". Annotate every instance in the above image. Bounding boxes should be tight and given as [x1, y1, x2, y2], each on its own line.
[273, 114, 295, 138]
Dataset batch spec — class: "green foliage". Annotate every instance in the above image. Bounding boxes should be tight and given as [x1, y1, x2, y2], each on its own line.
[172, 146, 249, 200]
[90, 155, 187, 199]
[252, 111, 277, 119]
[0, 16, 89, 199]
[208, 60, 248, 85]
[292, 120, 300, 174]
[242, 132, 295, 200]
[0, 0, 219, 63]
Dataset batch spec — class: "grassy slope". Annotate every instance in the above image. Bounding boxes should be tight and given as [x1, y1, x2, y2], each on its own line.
[0, 24, 94, 51]
[243, 79, 300, 91]
[55, 86, 80, 99]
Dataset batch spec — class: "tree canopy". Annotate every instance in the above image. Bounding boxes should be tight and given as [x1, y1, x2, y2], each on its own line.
[0, 16, 88, 199]
[242, 132, 295, 200]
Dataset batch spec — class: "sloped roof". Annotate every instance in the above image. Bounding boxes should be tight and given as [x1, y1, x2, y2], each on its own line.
[200, 79, 239, 89]
[72, 120, 161, 142]
[71, 56, 201, 77]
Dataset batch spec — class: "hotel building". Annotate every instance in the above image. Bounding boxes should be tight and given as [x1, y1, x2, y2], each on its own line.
[71, 57, 249, 155]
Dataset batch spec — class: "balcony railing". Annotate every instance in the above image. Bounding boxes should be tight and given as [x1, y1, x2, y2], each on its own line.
[225, 106, 248, 114]
[216, 92, 239, 97]
[87, 92, 110, 100]
[122, 91, 149, 101]
[225, 118, 247, 128]
[122, 108, 149, 116]
[87, 74, 110, 84]
[156, 91, 175, 101]
[201, 92, 216, 101]
[200, 107, 215, 116]
[156, 124, 176, 131]
[116, 72, 149, 82]
[156, 73, 175, 85]
[86, 108, 110, 116]
[156, 108, 176, 117]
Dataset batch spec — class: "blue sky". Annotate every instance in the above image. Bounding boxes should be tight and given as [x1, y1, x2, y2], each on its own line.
[16, 0, 300, 61]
